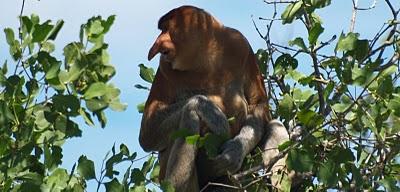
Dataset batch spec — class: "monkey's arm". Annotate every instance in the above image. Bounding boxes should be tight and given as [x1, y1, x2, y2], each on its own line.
[140, 71, 230, 152]
[213, 51, 269, 175]
[139, 70, 182, 152]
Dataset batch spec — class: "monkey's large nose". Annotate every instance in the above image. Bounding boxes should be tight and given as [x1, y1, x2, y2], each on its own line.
[148, 41, 160, 61]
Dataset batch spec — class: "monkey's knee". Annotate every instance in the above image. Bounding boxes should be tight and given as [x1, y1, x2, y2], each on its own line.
[262, 120, 291, 190]
[180, 112, 201, 133]
[263, 120, 289, 151]
[262, 120, 288, 177]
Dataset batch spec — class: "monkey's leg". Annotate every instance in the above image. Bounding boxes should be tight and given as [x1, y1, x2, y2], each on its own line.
[262, 120, 290, 190]
[165, 110, 200, 192]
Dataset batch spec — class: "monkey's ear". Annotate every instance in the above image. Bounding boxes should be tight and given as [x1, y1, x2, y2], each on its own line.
[148, 38, 161, 61]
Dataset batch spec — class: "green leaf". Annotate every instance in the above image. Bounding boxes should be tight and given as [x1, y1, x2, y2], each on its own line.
[86, 98, 108, 112]
[310, 0, 331, 9]
[227, 116, 236, 124]
[297, 109, 324, 128]
[4, 29, 22, 60]
[52, 95, 80, 116]
[103, 15, 116, 34]
[47, 20, 64, 40]
[30, 14, 40, 25]
[137, 102, 145, 113]
[63, 42, 84, 66]
[287, 69, 307, 82]
[119, 144, 130, 156]
[160, 181, 175, 192]
[378, 176, 400, 192]
[388, 94, 400, 117]
[34, 109, 51, 130]
[274, 54, 298, 76]
[0, 100, 15, 127]
[104, 178, 124, 192]
[289, 37, 307, 51]
[89, 20, 104, 35]
[37, 51, 62, 80]
[317, 159, 338, 187]
[79, 107, 95, 126]
[256, 49, 269, 76]
[171, 128, 193, 140]
[95, 110, 107, 128]
[4, 28, 15, 45]
[131, 168, 146, 185]
[335, 32, 358, 52]
[32, 21, 53, 43]
[65, 119, 82, 138]
[138, 64, 155, 83]
[130, 185, 146, 192]
[351, 165, 363, 188]
[281, 1, 303, 24]
[308, 22, 324, 45]
[42, 168, 69, 191]
[141, 155, 156, 174]
[353, 39, 369, 61]
[287, 148, 313, 172]
[18, 172, 43, 186]
[185, 134, 200, 145]
[278, 140, 293, 151]
[44, 145, 63, 171]
[150, 162, 160, 182]
[330, 147, 354, 163]
[134, 84, 149, 90]
[83, 82, 108, 99]
[381, 65, 397, 77]
[21, 16, 33, 34]
[278, 94, 295, 121]
[105, 153, 123, 178]
[332, 103, 351, 113]
[109, 99, 127, 112]
[202, 133, 228, 158]
[323, 81, 334, 100]
[77, 155, 96, 180]
[41, 41, 55, 53]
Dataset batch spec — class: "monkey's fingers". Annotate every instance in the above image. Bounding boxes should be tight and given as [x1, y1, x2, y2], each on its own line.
[212, 146, 243, 176]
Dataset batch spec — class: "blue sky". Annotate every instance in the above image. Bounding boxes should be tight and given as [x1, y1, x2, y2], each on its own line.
[1, 0, 396, 191]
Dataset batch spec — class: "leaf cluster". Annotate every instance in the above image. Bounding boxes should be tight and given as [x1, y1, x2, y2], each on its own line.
[1, 13, 126, 191]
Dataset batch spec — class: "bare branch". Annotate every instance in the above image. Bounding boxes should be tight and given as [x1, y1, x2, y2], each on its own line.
[350, 0, 358, 32]
[264, 0, 296, 4]
[200, 182, 240, 192]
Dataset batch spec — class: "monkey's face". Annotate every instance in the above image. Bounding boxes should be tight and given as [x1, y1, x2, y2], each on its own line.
[148, 30, 177, 66]
[148, 6, 221, 72]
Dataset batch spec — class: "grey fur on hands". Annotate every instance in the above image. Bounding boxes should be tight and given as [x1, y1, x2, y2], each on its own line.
[212, 138, 245, 176]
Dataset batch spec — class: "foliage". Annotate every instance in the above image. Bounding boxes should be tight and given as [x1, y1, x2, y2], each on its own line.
[136, 0, 400, 191]
[250, 0, 400, 191]
[2, 0, 400, 192]
[0, 9, 139, 191]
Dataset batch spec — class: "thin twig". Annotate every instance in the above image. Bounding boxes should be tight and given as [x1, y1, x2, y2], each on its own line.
[263, 0, 296, 4]
[13, 0, 26, 75]
[199, 182, 240, 192]
[350, 0, 358, 32]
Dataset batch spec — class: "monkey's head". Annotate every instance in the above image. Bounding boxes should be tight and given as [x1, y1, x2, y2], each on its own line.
[148, 6, 223, 72]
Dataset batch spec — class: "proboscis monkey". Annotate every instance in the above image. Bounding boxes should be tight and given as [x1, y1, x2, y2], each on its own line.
[140, 5, 289, 191]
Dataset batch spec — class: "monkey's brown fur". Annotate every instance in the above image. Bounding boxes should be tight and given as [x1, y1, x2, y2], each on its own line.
[140, 6, 281, 191]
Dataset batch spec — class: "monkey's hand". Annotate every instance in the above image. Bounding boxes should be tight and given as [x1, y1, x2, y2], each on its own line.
[184, 95, 230, 136]
[212, 138, 245, 176]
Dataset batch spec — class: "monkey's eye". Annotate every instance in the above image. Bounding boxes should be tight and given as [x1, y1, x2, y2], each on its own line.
[160, 49, 169, 55]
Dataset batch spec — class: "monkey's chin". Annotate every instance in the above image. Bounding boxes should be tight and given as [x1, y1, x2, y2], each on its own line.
[171, 63, 189, 71]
